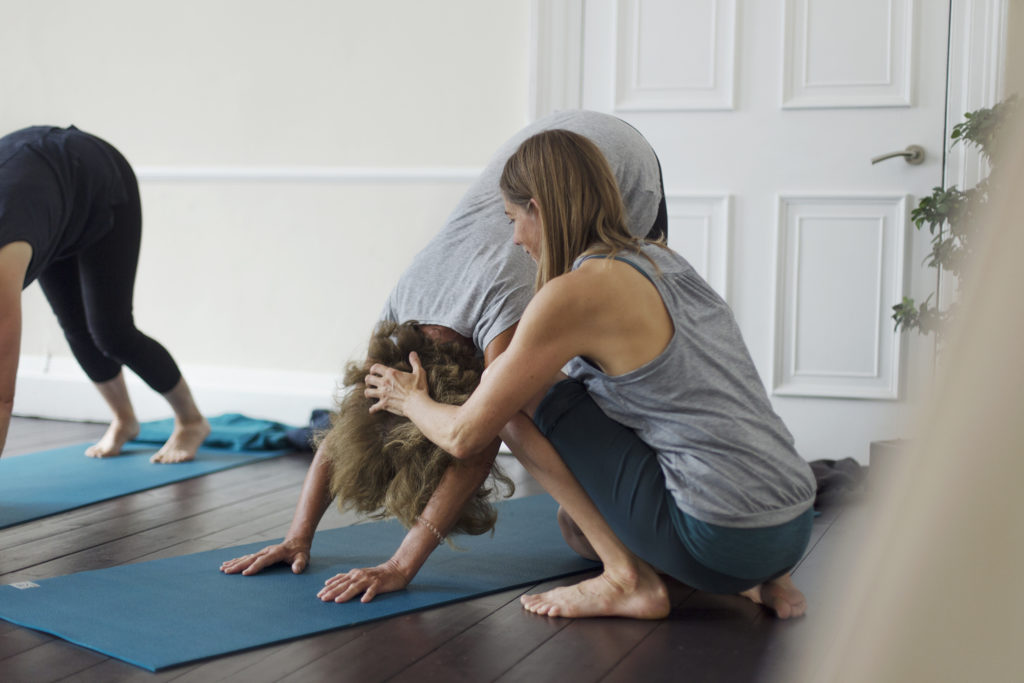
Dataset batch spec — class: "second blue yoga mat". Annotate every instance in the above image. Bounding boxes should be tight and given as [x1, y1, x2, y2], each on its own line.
[0, 442, 291, 529]
[0, 495, 595, 672]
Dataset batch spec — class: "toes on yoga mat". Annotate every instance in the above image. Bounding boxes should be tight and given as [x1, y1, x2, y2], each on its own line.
[0, 442, 292, 529]
[0, 495, 596, 672]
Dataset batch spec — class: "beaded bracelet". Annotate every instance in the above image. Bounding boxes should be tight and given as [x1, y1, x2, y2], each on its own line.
[416, 515, 446, 546]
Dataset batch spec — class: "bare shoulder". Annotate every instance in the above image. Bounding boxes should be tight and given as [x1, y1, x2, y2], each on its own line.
[518, 265, 624, 342]
[528, 269, 606, 319]
[528, 260, 649, 322]
[510, 271, 603, 356]
[573, 257, 654, 304]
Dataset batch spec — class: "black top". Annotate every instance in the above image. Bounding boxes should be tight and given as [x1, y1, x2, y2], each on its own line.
[0, 126, 130, 286]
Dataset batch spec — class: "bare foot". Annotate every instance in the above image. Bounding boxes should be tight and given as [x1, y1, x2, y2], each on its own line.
[85, 418, 141, 458]
[557, 506, 599, 561]
[741, 573, 807, 619]
[520, 560, 670, 619]
[150, 417, 211, 464]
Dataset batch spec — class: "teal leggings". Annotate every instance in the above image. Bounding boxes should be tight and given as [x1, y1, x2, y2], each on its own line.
[533, 379, 813, 594]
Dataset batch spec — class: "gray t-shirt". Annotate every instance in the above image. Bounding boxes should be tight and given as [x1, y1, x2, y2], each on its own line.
[564, 245, 816, 528]
[382, 110, 663, 353]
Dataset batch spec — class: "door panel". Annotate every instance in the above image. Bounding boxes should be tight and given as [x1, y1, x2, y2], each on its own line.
[580, 0, 950, 462]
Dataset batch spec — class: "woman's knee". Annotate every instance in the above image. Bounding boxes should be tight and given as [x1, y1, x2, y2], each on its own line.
[59, 323, 96, 350]
[557, 506, 598, 561]
[89, 324, 142, 361]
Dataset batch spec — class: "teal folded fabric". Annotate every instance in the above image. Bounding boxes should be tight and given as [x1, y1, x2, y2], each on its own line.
[135, 413, 298, 451]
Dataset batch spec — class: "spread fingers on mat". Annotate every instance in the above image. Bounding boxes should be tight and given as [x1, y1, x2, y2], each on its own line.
[318, 562, 408, 604]
[219, 541, 310, 575]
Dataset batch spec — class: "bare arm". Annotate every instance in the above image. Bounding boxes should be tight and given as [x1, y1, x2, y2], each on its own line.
[221, 429, 501, 600]
[317, 325, 518, 603]
[367, 277, 596, 458]
[219, 443, 335, 574]
[228, 326, 519, 604]
[317, 437, 500, 603]
[0, 242, 31, 456]
[366, 325, 517, 579]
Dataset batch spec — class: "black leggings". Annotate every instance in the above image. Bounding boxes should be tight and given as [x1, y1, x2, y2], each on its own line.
[37, 150, 182, 393]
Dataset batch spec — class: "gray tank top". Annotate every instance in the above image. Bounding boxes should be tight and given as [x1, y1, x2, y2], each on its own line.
[382, 110, 663, 354]
[563, 245, 816, 527]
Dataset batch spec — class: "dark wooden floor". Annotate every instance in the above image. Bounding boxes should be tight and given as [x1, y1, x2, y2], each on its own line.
[0, 416, 862, 683]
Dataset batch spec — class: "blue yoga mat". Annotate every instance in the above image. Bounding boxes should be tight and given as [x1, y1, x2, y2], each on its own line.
[0, 442, 291, 529]
[0, 495, 595, 672]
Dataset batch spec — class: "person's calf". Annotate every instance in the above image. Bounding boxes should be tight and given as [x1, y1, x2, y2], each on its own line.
[557, 505, 598, 561]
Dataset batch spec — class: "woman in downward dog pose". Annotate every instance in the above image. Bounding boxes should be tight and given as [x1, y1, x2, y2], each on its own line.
[220, 111, 669, 604]
[364, 129, 817, 619]
[0, 125, 208, 462]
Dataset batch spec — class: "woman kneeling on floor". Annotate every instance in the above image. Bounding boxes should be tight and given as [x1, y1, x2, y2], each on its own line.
[364, 129, 817, 619]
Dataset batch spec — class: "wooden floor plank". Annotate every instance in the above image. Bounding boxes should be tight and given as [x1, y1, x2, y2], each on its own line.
[1, 486, 309, 583]
[2, 418, 106, 457]
[495, 612, 663, 683]
[602, 616, 773, 683]
[277, 586, 527, 683]
[209, 626, 379, 683]
[387, 576, 585, 683]
[0, 624, 55, 661]
[58, 658, 199, 683]
[0, 639, 109, 683]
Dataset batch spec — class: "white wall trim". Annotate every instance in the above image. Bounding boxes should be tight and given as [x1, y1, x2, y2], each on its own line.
[14, 355, 338, 426]
[664, 193, 732, 301]
[772, 194, 908, 400]
[529, 0, 585, 119]
[781, 0, 916, 109]
[615, 0, 737, 111]
[135, 166, 482, 183]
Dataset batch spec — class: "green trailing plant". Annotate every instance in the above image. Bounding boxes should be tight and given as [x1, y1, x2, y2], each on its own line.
[893, 94, 1018, 338]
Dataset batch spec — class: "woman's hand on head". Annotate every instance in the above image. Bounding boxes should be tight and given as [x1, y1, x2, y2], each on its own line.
[365, 352, 428, 417]
[318, 559, 409, 603]
[219, 538, 311, 576]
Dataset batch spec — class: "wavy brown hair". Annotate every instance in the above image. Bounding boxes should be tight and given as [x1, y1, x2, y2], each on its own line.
[500, 128, 658, 290]
[315, 320, 514, 538]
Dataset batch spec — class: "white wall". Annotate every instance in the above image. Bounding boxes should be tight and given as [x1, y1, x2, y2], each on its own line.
[2, 0, 532, 423]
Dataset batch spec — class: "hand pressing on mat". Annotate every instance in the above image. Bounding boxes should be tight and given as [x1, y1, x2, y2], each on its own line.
[219, 538, 311, 575]
[317, 560, 409, 603]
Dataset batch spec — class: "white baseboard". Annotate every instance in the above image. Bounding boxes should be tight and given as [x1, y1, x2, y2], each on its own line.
[14, 355, 339, 426]
[135, 165, 482, 183]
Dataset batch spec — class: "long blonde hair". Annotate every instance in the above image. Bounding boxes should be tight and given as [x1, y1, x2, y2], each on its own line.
[499, 128, 645, 289]
[316, 321, 513, 537]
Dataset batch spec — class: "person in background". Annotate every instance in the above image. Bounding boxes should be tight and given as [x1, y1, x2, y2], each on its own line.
[0, 125, 209, 462]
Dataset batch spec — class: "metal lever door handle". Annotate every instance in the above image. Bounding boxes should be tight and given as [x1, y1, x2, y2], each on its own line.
[871, 145, 925, 165]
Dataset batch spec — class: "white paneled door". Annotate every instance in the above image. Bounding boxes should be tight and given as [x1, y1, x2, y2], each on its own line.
[576, 0, 954, 462]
